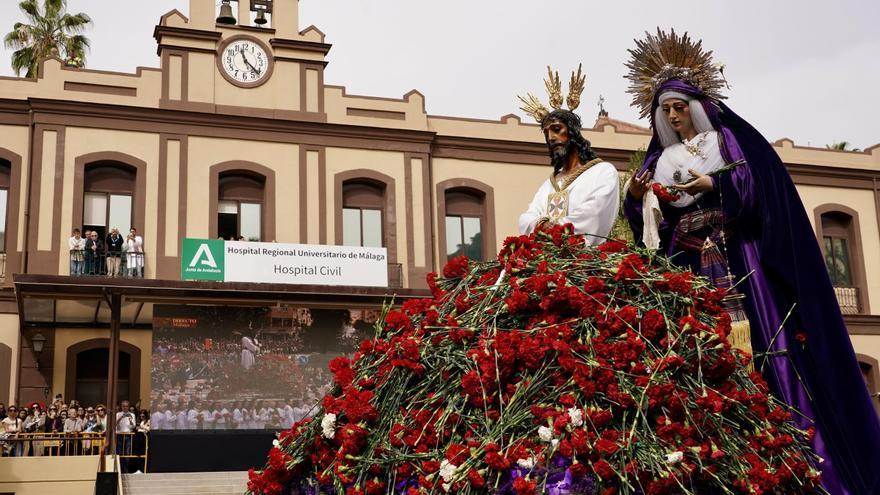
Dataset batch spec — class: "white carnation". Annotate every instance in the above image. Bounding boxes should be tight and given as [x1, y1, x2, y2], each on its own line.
[538, 425, 554, 442]
[666, 451, 684, 464]
[568, 407, 584, 427]
[272, 439, 280, 448]
[320, 413, 337, 439]
[439, 459, 458, 483]
[516, 457, 536, 470]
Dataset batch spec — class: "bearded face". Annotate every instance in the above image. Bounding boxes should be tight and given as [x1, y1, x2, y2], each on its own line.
[543, 118, 574, 171]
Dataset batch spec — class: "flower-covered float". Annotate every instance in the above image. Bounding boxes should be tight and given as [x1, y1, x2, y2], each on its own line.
[247, 224, 824, 495]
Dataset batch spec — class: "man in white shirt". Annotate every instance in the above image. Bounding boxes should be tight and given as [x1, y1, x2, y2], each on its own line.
[115, 400, 136, 471]
[150, 406, 166, 431]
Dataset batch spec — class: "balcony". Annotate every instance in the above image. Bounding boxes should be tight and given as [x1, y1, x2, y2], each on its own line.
[834, 286, 861, 315]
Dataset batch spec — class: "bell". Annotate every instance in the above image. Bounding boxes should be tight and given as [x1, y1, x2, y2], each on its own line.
[216, 0, 236, 25]
[254, 9, 268, 26]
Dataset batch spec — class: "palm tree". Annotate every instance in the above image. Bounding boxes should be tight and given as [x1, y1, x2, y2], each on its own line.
[3, 0, 92, 78]
[826, 141, 861, 152]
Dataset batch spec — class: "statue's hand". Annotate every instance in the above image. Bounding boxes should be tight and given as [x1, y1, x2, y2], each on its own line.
[673, 169, 714, 195]
[628, 168, 653, 200]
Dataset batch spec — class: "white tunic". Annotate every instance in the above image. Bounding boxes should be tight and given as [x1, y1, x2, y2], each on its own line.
[518, 161, 620, 245]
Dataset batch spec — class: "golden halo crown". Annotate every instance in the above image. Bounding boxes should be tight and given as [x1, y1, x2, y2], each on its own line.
[625, 28, 727, 119]
[518, 64, 587, 123]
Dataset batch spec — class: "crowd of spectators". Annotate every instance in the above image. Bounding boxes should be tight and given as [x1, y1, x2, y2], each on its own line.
[150, 332, 333, 430]
[68, 227, 144, 277]
[0, 395, 149, 464]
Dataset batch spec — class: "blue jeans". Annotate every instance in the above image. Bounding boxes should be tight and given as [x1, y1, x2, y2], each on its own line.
[70, 259, 83, 275]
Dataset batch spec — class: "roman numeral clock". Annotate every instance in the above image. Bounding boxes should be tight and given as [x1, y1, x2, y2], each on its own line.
[216, 35, 274, 88]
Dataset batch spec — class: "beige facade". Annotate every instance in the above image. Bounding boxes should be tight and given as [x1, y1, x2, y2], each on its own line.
[0, 0, 878, 410]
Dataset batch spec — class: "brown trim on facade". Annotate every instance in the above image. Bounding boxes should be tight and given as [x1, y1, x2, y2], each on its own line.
[813, 203, 871, 314]
[269, 38, 332, 55]
[26, 125, 66, 275]
[64, 338, 141, 406]
[785, 162, 879, 190]
[218, 24, 277, 35]
[299, 62, 326, 115]
[273, 56, 329, 67]
[0, 148, 23, 287]
[27, 99, 434, 154]
[208, 161, 276, 242]
[63, 82, 137, 97]
[421, 156, 435, 278]
[347, 108, 407, 121]
[160, 49, 189, 103]
[0, 343, 11, 405]
[216, 35, 275, 89]
[433, 136, 548, 165]
[157, 44, 217, 55]
[156, 135, 188, 280]
[845, 314, 880, 335]
[334, 169, 398, 264]
[153, 25, 222, 46]
[435, 178, 497, 268]
[72, 152, 148, 267]
[855, 353, 880, 416]
[403, 153, 432, 289]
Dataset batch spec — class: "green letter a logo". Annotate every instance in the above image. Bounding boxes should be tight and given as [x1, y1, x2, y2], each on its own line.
[189, 243, 218, 268]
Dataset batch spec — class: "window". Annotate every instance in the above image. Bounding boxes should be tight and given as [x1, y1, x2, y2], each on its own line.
[342, 181, 384, 248]
[82, 164, 135, 239]
[821, 212, 854, 286]
[218, 172, 264, 241]
[445, 189, 484, 261]
[0, 161, 9, 252]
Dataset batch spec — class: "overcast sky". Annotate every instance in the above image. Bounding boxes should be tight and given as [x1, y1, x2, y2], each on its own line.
[2, 0, 878, 149]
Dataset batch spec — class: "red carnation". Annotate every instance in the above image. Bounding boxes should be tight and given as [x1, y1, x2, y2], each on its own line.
[512, 476, 537, 495]
[442, 255, 469, 279]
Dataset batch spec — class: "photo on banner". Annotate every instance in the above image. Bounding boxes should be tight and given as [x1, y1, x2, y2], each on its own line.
[150, 303, 380, 430]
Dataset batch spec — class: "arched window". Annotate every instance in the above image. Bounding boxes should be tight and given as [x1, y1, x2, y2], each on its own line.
[75, 347, 131, 406]
[342, 180, 384, 248]
[444, 188, 485, 261]
[0, 160, 9, 253]
[821, 211, 854, 286]
[218, 171, 265, 241]
[856, 354, 880, 416]
[82, 163, 136, 240]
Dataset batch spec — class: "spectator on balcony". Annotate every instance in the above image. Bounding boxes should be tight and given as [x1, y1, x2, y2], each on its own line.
[63, 407, 83, 433]
[105, 228, 124, 277]
[68, 229, 85, 275]
[44, 406, 62, 433]
[125, 228, 144, 278]
[0, 403, 6, 421]
[95, 404, 108, 432]
[116, 400, 136, 471]
[84, 231, 103, 275]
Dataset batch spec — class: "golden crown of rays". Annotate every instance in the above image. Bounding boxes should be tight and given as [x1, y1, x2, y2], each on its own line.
[518, 64, 587, 123]
[625, 28, 728, 119]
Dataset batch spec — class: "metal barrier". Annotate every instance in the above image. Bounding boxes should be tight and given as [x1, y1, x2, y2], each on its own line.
[69, 250, 145, 278]
[0, 431, 106, 457]
[116, 431, 150, 473]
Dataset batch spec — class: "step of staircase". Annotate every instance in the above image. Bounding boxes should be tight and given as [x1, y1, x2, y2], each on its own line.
[122, 471, 249, 495]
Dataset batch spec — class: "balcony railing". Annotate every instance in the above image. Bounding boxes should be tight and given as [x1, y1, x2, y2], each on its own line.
[834, 286, 860, 315]
[0, 431, 106, 457]
[0, 252, 5, 284]
[69, 250, 144, 278]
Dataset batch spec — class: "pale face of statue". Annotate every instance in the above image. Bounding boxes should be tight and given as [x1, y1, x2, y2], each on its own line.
[661, 98, 696, 140]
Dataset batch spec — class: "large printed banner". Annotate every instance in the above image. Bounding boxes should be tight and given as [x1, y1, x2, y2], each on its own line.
[181, 239, 388, 286]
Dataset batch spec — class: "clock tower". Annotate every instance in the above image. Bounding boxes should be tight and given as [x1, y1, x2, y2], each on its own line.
[154, 0, 330, 121]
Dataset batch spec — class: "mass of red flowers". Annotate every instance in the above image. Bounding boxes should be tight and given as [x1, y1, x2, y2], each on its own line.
[651, 182, 681, 203]
[248, 223, 824, 495]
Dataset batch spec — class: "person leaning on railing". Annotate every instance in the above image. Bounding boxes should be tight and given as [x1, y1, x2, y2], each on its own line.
[68, 228, 85, 275]
[1, 405, 21, 456]
[125, 228, 144, 278]
[84, 231, 103, 275]
[105, 228, 124, 277]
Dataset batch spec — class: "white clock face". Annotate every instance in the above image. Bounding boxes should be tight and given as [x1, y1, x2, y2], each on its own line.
[221, 39, 269, 85]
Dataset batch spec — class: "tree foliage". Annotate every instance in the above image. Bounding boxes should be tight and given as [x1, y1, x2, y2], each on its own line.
[3, 0, 92, 78]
